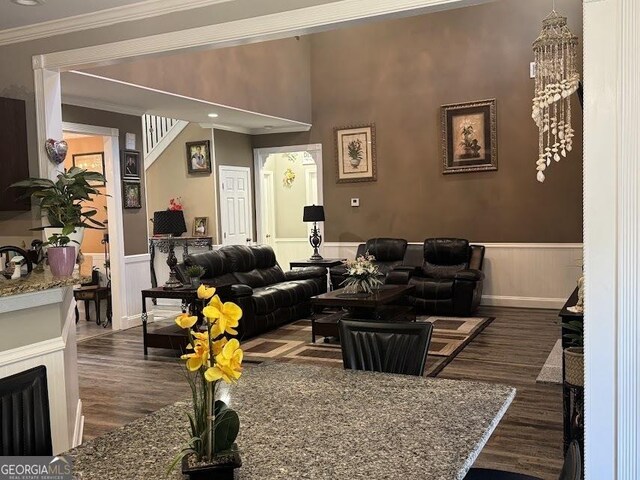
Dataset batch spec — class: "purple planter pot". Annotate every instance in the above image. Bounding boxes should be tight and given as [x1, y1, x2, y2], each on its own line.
[48, 246, 76, 277]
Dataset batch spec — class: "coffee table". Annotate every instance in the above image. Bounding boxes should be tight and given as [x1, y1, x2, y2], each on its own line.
[310, 284, 415, 343]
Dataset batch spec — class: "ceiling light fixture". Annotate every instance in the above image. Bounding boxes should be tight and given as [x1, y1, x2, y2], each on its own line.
[11, 0, 46, 5]
[207, 113, 219, 118]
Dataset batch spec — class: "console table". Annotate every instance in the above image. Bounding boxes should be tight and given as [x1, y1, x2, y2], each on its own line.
[148, 236, 213, 289]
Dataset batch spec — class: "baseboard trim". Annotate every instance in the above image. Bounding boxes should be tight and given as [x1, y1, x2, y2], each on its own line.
[73, 399, 84, 448]
[120, 314, 143, 330]
[481, 295, 566, 309]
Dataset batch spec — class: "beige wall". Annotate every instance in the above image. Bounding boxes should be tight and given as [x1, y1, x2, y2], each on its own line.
[86, 37, 312, 124]
[253, 0, 584, 243]
[147, 124, 217, 240]
[63, 135, 108, 254]
[61, 105, 148, 255]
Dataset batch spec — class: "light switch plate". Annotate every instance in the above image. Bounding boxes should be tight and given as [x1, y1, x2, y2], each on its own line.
[351, 198, 360, 207]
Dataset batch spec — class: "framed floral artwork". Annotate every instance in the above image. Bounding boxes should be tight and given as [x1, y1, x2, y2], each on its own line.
[441, 99, 497, 174]
[334, 124, 376, 183]
[122, 180, 142, 209]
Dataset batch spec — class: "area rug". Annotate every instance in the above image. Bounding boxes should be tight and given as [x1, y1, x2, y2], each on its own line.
[242, 315, 494, 377]
[536, 339, 562, 384]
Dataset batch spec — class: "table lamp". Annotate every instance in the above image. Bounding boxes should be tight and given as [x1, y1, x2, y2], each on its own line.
[303, 205, 325, 260]
[153, 210, 187, 289]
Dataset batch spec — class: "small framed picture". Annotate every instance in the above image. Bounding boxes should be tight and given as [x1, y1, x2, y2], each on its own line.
[186, 140, 212, 174]
[122, 180, 142, 209]
[441, 99, 497, 174]
[121, 150, 141, 179]
[335, 124, 376, 183]
[72, 152, 105, 186]
[193, 217, 208, 236]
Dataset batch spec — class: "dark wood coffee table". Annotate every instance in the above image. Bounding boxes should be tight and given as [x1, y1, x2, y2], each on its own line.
[310, 284, 415, 343]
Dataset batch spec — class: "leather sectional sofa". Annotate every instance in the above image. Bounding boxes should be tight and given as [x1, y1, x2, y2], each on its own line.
[176, 244, 327, 338]
[330, 237, 485, 316]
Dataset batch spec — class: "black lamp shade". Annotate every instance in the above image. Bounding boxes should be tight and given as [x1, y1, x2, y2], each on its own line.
[303, 205, 325, 222]
[153, 210, 187, 236]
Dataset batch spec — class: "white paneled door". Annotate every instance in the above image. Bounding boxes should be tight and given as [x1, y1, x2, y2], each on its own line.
[219, 166, 253, 246]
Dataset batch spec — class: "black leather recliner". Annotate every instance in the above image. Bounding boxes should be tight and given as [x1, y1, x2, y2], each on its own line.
[329, 238, 408, 290]
[387, 238, 485, 316]
[176, 245, 327, 338]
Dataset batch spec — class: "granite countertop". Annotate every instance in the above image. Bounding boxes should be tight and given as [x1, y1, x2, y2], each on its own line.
[0, 269, 88, 297]
[68, 363, 515, 480]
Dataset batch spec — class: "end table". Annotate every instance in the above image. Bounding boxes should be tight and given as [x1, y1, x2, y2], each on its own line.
[289, 258, 345, 291]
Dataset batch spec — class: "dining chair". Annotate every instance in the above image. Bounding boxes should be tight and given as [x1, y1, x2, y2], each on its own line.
[0, 366, 52, 456]
[464, 440, 581, 480]
[338, 320, 433, 376]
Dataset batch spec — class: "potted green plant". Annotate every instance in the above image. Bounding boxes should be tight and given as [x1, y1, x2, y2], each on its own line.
[11, 167, 106, 254]
[186, 265, 205, 288]
[44, 228, 78, 277]
[561, 318, 584, 386]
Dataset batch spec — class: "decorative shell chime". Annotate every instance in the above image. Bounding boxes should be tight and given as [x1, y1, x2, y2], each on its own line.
[532, 11, 580, 183]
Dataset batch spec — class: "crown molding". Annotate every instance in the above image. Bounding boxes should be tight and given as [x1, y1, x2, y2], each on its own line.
[0, 0, 235, 47]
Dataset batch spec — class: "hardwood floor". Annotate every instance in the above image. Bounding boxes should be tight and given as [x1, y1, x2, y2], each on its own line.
[77, 305, 563, 479]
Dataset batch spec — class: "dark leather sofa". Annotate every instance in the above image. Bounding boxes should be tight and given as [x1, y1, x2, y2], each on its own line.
[176, 244, 327, 338]
[329, 238, 408, 290]
[387, 238, 485, 316]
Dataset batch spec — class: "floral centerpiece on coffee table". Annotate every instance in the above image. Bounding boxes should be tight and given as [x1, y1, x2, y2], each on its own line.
[170, 285, 244, 478]
[341, 251, 383, 294]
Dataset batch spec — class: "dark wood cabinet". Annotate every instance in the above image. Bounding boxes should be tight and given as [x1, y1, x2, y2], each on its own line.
[0, 97, 30, 211]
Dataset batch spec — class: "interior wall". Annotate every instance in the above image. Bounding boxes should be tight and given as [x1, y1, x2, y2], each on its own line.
[146, 123, 217, 241]
[252, 0, 584, 243]
[62, 135, 108, 253]
[85, 37, 312, 124]
[61, 104, 147, 255]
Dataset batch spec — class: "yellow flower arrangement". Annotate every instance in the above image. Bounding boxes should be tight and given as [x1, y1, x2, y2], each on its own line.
[170, 285, 244, 471]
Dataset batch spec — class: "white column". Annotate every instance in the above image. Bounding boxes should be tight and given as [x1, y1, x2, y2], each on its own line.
[32, 58, 63, 180]
[584, 0, 640, 478]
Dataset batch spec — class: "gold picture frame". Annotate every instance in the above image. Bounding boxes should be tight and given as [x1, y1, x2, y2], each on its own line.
[441, 99, 497, 174]
[193, 217, 208, 236]
[335, 124, 377, 183]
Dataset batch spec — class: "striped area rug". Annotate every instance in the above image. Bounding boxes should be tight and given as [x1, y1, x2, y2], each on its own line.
[242, 315, 493, 377]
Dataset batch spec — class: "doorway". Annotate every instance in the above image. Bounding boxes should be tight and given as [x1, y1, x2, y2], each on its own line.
[62, 122, 123, 338]
[219, 166, 254, 246]
[254, 145, 323, 269]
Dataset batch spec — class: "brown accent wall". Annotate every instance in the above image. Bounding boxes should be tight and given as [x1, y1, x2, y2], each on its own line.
[253, 0, 584, 243]
[61, 105, 148, 255]
[86, 37, 312, 124]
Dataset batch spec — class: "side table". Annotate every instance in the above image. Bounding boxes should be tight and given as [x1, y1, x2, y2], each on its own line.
[290, 258, 345, 291]
[141, 287, 200, 356]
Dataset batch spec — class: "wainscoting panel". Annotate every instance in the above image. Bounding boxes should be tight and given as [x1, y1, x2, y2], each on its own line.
[122, 254, 151, 329]
[322, 242, 583, 309]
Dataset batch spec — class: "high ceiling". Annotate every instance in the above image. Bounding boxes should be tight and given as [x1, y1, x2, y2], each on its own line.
[0, 0, 144, 30]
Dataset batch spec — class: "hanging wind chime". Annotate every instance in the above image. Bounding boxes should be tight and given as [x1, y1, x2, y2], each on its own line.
[532, 9, 580, 183]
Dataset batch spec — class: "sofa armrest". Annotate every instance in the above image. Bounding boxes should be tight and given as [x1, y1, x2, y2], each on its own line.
[385, 268, 414, 285]
[230, 284, 254, 297]
[454, 269, 484, 282]
[285, 266, 327, 281]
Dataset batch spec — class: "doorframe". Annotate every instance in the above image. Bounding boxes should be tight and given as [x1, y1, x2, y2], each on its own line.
[61, 122, 125, 331]
[260, 170, 276, 246]
[30, 0, 638, 474]
[253, 144, 324, 252]
[218, 165, 254, 246]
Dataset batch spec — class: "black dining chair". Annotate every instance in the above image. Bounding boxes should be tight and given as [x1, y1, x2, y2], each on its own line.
[464, 440, 581, 480]
[338, 320, 433, 376]
[0, 366, 53, 456]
